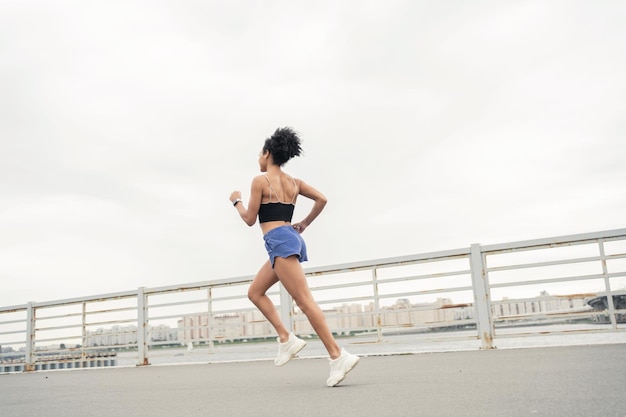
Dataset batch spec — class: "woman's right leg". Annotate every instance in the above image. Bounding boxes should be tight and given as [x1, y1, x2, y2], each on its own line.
[247, 260, 290, 342]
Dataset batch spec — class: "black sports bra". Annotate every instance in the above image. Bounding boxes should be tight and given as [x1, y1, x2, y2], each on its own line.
[258, 175, 297, 224]
[258, 202, 295, 223]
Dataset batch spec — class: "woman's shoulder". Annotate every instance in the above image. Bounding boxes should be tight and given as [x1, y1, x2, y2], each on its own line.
[250, 175, 268, 190]
[280, 171, 300, 182]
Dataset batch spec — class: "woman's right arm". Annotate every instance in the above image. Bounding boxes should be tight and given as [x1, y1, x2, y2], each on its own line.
[230, 176, 264, 227]
[292, 179, 327, 233]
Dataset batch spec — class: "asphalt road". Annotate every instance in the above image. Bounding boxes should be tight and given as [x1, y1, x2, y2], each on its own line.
[1, 344, 624, 417]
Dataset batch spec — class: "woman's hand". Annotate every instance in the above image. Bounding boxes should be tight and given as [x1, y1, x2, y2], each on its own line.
[229, 191, 242, 203]
[292, 222, 307, 234]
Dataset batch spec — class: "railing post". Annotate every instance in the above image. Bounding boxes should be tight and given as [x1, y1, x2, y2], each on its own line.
[470, 244, 495, 349]
[372, 268, 382, 343]
[598, 240, 618, 328]
[81, 302, 87, 362]
[279, 283, 294, 332]
[136, 287, 150, 366]
[207, 288, 214, 353]
[24, 302, 35, 371]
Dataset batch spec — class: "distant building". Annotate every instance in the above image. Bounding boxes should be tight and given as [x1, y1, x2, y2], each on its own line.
[173, 293, 593, 344]
[85, 324, 177, 347]
[493, 293, 589, 319]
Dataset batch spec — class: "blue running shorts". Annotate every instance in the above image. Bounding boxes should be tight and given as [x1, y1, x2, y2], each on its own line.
[263, 225, 308, 268]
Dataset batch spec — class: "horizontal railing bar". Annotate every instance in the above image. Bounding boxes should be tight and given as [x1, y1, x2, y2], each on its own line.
[30, 290, 138, 309]
[378, 286, 474, 300]
[602, 235, 626, 244]
[148, 300, 207, 309]
[485, 240, 600, 257]
[34, 314, 84, 321]
[89, 328, 138, 335]
[309, 281, 375, 292]
[493, 316, 609, 326]
[376, 301, 466, 313]
[494, 327, 625, 337]
[147, 295, 258, 309]
[148, 289, 278, 304]
[32, 308, 135, 321]
[0, 305, 28, 314]
[148, 341, 186, 348]
[312, 277, 471, 294]
[147, 295, 274, 308]
[0, 339, 24, 346]
[84, 331, 137, 340]
[210, 295, 253, 303]
[429, 318, 477, 326]
[84, 319, 137, 327]
[418, 320, 477, 328]
[316, 296, 375, 306]
[486, 256, 603, 272]
[491, 301, 593, 308]
[489, 273, 608, 288]
[481, 228, 626, 253]
[34, 323, 83, 332]
[56, 344, 138, 352]
[493, 310, 601, 321]
[304, 249, 472, 276]
[84, 307, 138, 315]
[32, 343, 133, 352]
[208, 307, 258, 316]
[28, 348, 89, 356]
[0, 330, 26, 337]
[31, 353, 118, 358]
[144, 275, 255, 295]
[312, 310, 379, 318]
[490, 294, 601, 304]
[0, 318, 27, 325]
[148, 313, 199, 322]
[376, 269, 472, 283]
[170, 310, 259, 322]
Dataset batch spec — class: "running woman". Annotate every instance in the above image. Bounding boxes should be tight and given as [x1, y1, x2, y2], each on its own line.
[229, 127, 359, 387]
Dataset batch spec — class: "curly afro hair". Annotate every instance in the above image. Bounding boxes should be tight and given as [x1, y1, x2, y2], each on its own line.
[263, 127, 303, 166]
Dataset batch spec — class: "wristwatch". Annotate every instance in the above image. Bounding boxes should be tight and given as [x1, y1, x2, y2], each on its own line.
[232, 198, 242, 206]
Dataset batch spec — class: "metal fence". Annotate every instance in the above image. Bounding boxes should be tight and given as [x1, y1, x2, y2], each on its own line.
[1, 228, 625, 372]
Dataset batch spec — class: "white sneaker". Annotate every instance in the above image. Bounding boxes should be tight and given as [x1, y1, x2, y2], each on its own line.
[274, 333, 307, 366]
[326, 348, 360, 387]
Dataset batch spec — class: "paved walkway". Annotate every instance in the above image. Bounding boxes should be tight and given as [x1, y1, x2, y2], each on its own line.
[1, 344, 624, 417]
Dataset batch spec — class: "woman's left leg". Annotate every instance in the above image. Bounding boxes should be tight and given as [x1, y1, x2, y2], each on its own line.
[273, 256, 342, 359]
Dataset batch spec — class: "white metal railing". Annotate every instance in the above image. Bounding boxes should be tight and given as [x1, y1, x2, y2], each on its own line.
[1, 228, 624, 372]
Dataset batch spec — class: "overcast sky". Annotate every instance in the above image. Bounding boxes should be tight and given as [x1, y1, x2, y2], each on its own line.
[1, 1, 625, 307]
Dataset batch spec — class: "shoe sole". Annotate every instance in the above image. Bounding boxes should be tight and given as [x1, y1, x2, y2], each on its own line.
[328, 356, 360, 387]
[275, 341, 307, 367]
